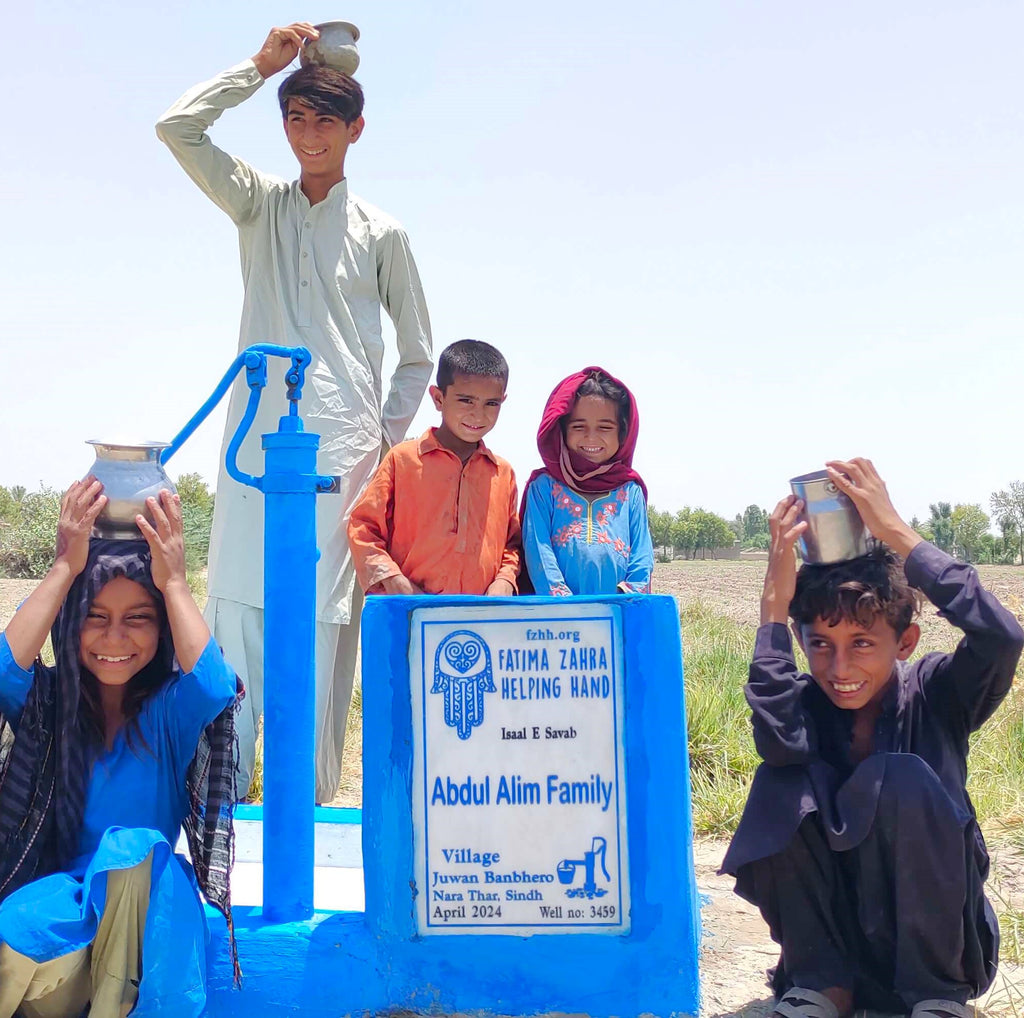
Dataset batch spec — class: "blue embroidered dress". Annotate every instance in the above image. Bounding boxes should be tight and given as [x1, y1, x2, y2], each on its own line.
[522, 472, 654, 596]
[0, 634, 236, 1016]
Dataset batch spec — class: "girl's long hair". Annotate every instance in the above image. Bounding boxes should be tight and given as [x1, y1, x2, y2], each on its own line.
[0, 540, 173, 891]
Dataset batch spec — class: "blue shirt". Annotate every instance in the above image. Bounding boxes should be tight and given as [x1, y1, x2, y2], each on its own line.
[0, 633, 236, 1016]
[522, 473, 654, 596]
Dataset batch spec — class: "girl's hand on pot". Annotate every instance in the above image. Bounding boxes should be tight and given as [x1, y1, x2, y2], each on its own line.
[55, 477, 107, 577]
[137, 490, 188, 592]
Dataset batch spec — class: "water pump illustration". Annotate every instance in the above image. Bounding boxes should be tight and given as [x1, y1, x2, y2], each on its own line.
[556, 836, 610, 899]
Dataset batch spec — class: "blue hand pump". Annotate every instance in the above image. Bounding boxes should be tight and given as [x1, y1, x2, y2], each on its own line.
[163, 344, 338, 922]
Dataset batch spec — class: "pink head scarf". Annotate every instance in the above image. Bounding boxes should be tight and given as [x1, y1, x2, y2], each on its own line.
[520, 367, 647, 520]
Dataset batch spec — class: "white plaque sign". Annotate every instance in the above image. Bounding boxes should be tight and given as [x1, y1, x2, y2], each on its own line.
[410, 603, 629, 935]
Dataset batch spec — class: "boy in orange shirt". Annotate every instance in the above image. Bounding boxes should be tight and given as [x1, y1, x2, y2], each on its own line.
[348, 340, 520, 596]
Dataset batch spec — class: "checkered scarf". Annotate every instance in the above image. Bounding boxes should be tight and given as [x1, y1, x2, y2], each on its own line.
[0, 539, 241, 983]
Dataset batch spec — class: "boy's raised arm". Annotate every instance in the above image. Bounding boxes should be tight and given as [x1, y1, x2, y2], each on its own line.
[759, 495, 806, 625]
[746, 495, 818, 766]
[154, 27, 306, 224]
[906, 543, 1024, 730]
[828, 457, 1022, 729]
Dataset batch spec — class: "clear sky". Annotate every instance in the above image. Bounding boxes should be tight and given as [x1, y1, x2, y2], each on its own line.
[1, 0, 1022, 526]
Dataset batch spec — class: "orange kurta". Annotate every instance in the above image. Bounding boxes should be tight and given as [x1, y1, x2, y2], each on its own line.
[347, 429, 521, 595]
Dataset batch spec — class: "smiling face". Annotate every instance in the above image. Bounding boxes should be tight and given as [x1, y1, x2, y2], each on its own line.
[430, 373, 507, 458]
[794, 613, 920, 711]
[283, 99, 364, 187]
[564, 394, 621, 465]
[79, 576, 160, 687]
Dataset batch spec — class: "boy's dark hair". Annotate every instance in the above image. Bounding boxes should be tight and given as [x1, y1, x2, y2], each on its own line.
[790, 547, 921, 635]
[278, 65, 364, 124]
[436, 340, 509, 390]
[570, 370, 630, 441]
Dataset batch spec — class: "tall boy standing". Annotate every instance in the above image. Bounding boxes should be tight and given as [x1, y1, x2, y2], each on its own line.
[157, 23, 433, 801]
[348, 340, 520, 597]
[722, 458, 1024, 1018]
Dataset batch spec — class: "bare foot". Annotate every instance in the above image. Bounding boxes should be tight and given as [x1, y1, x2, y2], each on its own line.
[819, 987, 853, 1018]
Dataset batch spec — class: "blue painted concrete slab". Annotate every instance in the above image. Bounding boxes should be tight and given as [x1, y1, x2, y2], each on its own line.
[204, 594, 699, 1017]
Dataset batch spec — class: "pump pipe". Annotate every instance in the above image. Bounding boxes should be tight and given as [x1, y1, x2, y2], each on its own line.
[161, 344, 308, 467]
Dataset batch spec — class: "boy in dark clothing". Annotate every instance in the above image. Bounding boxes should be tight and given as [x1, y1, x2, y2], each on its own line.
[722, 458, 1024, 1018]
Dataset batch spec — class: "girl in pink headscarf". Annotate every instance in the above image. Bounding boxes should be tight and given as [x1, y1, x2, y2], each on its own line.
[521, 367, 654, 596]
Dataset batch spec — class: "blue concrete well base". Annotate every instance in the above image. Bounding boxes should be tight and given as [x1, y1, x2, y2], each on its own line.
[204, 594, 700, 1017]
[204, 905, 698, 1016]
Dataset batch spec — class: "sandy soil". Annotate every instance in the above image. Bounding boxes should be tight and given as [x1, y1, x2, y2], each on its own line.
[5, 565, 1024, 1013]
[0, 579, 41, 626]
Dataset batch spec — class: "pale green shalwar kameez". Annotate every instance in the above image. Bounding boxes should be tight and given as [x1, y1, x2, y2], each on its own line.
[156, 60, 433, 800]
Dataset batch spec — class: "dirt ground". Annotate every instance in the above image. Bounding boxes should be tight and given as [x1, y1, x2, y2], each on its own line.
[4, 564, 1024, 1014]
[0, 579, 40, 627]
[694, 837, 1024, 1017]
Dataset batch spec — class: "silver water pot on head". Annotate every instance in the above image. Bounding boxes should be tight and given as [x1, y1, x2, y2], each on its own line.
[789, 469, 870, 564]
[300, 21, 361, 75]
[85, 440, 176, 540]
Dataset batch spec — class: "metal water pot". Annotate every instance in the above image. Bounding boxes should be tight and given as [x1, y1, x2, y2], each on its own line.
[300, 21, 360, 75]
[85, 440, 176, 540]
[789, 469, 869, 564]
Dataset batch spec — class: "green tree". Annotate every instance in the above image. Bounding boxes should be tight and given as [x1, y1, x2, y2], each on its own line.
[990, 481, 1024, 564]
[647, 505, 674, 560]
[996, 515, 1020, 564]
[0, 485, 62, 578]
[741, 505, 769, 541]
[977, 533, 1000, 564]
[925, 502, 954, 554]
[690, 508, 736, 560]
[671, 508, 697, 559]
[0, 486, 23, 526]
[175, 472, 213, 512]
[729, 514, 744, 543]
[950, 504, 989, 563]
[175, 473, 215, 572]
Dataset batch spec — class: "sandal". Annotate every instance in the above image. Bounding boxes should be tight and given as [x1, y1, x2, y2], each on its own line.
[774, 987, 840, 1018]
[911, 1002, 971, 1018]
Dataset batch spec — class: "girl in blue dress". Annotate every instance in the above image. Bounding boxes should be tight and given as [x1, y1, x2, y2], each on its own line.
[0, 480, 239, 1018]
[521, 367, 654, 596]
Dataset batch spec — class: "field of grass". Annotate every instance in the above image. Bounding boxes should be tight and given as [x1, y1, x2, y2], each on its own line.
[680, 594, 1024, 839]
